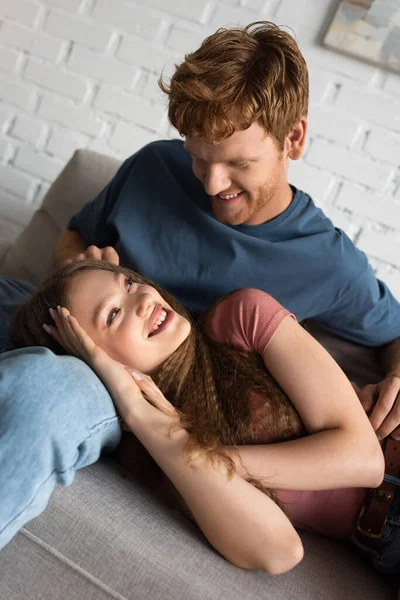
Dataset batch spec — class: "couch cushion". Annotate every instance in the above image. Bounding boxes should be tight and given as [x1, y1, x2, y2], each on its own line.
[0, 458, 393, 600]
[0, 276, 37, 353]
[0, 150, 121, 283]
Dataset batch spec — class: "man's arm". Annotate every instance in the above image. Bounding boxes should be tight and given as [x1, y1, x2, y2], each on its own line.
[54, 229, 119, 268]
[54, 229, 87, 267]
[313, 244, 400, 441]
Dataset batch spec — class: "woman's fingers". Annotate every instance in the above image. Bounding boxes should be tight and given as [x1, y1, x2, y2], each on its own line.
[42, 323, 67, 351]
[45, 306, 89, 360]
[65, 312, 97, 356]
[47, 307, 77, 355]
[44, 313, 176, 420]
[55, 307, 88, 358]
[129, 370, 178, 417]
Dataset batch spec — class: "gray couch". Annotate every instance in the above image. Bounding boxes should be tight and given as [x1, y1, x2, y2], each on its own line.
[0, 150, 396, 599]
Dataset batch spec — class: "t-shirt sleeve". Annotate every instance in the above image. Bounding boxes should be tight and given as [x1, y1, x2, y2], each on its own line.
[313, 249, 400, 346]
[205, 288, 296, 355]
[67, 153, 137, 248]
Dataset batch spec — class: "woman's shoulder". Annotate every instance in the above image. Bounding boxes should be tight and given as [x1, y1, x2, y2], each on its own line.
[208, 287, 287, 319]
[204, 288, 294, 353]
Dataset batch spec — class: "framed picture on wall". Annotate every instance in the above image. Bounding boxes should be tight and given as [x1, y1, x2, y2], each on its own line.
[324, 0, 400, 74]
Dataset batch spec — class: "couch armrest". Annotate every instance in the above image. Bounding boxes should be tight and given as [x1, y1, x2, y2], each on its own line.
[0, 149, 122, 283]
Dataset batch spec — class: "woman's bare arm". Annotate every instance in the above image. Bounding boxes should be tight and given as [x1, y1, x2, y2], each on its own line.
[233, 316, 385, 491]
[50, 309, 303, 575]
[128, 400, 304, 574]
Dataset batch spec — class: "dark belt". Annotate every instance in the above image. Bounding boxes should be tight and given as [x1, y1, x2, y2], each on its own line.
[354, 438, 400, 548]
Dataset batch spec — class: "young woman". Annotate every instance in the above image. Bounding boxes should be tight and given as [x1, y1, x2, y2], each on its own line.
[11, 260, 391, 577]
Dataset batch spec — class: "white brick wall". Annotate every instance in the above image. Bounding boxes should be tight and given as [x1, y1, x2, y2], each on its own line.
[0, 20, 65, 61]
[0, 47, 21, 73]
[44, 10, 114, 51]
[0, 0, 42, 27]
[10, 114, 48, 145]
[0, 0, 399, 298]
[24, 58, 89, 100]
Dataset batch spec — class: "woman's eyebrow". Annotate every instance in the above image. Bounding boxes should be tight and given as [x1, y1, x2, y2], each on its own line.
[92, 271, 121, 327]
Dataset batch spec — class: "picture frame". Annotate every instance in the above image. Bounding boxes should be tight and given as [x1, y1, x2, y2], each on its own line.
[324, 0, 400, 74]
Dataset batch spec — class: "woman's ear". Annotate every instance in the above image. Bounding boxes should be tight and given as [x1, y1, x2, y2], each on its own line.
[285, 118, 308, 161]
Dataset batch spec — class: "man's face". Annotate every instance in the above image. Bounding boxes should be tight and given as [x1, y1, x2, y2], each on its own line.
[184, 121, 289, 226]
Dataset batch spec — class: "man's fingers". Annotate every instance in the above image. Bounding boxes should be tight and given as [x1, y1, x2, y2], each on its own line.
[103, 246, 119, 265]
[86, 245, 102, 261]
[86, 245, 119, 264]
[63, 245, 119, 265]
[63, 252, 85, 266]
[357, 384, 377, 414]
[370, 386, 400, 439]
[391, 425, 400, 441]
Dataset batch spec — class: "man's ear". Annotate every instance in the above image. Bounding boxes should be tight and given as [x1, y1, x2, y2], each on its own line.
[285, 118, 308, 161]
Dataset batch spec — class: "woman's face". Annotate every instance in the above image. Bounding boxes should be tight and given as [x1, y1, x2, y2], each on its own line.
[66, 269, 191, 373]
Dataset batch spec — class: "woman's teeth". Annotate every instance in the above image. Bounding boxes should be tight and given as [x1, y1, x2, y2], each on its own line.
[151, 309, 167, 333]
[218, 192, 241, 199]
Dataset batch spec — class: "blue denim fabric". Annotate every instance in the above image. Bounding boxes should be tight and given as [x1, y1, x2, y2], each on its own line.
[350, 484, 400, 580]
[0, 275, 37, 353]
[0, 347, 121, 549]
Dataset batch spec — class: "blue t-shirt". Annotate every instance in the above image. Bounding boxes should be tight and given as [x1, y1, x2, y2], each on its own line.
[68, 139, 400, 346]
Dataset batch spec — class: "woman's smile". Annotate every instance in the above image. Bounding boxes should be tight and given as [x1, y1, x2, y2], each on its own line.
[66, 268, 191, 373]
[148, 308, 175, 337]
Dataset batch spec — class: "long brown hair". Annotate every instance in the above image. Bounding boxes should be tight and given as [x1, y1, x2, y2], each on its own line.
[10, 260, 304, 502]
[159, 21, 309, 149]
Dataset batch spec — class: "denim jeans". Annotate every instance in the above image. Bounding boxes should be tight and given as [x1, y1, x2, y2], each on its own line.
[0, 347, 121, 549]
[350, 478, 400, 580]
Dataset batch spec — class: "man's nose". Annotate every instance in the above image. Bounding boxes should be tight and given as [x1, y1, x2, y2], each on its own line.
[203, 164, 231, 196]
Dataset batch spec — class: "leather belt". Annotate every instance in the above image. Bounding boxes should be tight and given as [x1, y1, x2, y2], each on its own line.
[353, 438, 400, 549]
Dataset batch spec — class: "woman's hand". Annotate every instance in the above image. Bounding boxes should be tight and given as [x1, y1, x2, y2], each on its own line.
[43, 306, 178, 428]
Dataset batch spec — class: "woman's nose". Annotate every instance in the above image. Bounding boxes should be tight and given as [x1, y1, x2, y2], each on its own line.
[134, 294, 154, 319]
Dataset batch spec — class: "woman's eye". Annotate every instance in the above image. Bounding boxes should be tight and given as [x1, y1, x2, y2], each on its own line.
[126, 278, 134, 292]
[107, 308, 120, 327]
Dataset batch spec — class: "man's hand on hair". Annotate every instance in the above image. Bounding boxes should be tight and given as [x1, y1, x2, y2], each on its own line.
[63, 245, 120, 266]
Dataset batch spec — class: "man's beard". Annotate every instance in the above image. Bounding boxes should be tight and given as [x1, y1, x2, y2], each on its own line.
[210, 184, 280, 226]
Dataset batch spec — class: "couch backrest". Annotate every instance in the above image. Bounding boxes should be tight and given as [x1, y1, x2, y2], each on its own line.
[0, 149, 122, 282]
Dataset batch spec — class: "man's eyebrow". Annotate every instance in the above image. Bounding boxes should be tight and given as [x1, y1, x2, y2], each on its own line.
[184, 145, 256, 163]
[92, 271, 121, 327]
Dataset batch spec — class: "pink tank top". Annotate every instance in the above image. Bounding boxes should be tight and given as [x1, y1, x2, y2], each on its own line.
[205, 288, 366, 539]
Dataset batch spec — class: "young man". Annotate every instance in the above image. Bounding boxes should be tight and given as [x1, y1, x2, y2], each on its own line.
[56, 23, 400, 440]
[1, 21, 400, 550]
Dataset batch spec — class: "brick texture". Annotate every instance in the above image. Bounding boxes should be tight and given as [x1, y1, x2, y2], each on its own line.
[0, 20, 65, 61]
[0, 0, 399, 292]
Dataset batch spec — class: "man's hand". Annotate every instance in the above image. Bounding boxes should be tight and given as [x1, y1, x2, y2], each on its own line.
[355, 376, 400, 441]
[63, 245, 119, 266]
[54, 229, 120, 268]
